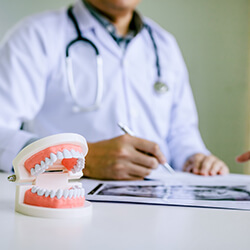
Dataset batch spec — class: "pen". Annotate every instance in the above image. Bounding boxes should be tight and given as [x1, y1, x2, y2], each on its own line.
[117, 122, 175, 174]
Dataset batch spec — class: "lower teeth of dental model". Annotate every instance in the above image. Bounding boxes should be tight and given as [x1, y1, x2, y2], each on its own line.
[31, 186, 85, 199]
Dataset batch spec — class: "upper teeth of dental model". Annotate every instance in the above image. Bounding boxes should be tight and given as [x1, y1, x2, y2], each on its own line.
[29, 149, 85, 176]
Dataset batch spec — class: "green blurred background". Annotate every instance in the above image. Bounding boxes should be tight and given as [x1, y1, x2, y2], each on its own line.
[0, 0, 249, 173]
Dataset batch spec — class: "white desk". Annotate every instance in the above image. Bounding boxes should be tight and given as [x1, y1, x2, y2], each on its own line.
[1, 172, 250, 250]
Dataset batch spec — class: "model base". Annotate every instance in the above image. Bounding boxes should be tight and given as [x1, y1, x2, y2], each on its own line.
[15, 200, 92, 219]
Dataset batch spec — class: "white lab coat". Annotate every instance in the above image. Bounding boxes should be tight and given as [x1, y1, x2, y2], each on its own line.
[0, 0, 209, 172]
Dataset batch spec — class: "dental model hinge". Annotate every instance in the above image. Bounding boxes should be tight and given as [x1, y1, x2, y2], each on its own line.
[8, 174, 16, 182]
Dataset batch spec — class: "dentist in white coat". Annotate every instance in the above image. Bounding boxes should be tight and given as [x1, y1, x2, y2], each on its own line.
[0, 0, 229, 179]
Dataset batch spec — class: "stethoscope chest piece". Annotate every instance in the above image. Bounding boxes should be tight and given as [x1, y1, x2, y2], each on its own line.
[154, 81, 169, 94]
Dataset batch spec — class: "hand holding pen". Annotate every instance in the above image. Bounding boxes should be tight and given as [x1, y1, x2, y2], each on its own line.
[118, 122, 175, 174]
[84, 126, 169, 180]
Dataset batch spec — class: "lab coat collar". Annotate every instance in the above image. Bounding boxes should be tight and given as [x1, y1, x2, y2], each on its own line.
[73, 0, 123, 58]
[73, 0, 96, 32]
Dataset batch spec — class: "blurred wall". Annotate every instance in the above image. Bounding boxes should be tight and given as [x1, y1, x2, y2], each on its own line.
[246, 1, 250, 173]
[0, 0, 249, 173]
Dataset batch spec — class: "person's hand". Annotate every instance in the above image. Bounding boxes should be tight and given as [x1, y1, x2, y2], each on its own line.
[83, 135, 166, 180]
[183, 153, 229, 176]
[236, 151, 250, 163]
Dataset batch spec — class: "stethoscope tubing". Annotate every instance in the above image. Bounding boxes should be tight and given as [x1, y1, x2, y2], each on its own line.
[66, 6, 103, 112]
[65, 5, 167, 112]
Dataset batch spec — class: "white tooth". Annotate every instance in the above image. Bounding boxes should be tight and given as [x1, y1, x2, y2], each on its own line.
[63, 149, 72, 159]
[37, 188, 45, 196]
[80, 153, 84, 158]
[75, 151, 81, 157]
[35, 164, 41, 172]
[77, 158, 84, 165]
[56, 189, 63, 199]
[63, 189, 69, 199]
[36, 161, 46, 174]
[68, 189, 74, 199]
[50, 190, 56, 198]
[79, 160, 84, 168]
[45, 157, 51, 166]
[31, 168, 35, 175]
[78, 165, 83, 172]
[45, 189, 50, 197]
[40, 161, 46, 169]
[31, 186, 39, 193]
[73, 190, 77, 198]
[77, 189, 81, 197]
[76, 160, 84, 171]
[77, 164, 83, 170]
[71, 149, 77, 158]
[50, 153, 57, 163]
[34, 164, 43, 175]
[77, 158, 83, 166]
[73, 166, 79, 173]
[74, 189, 78, 197]
[38, 169, 45, 175]
[80, 188, 85, 197]
[57, 151, 64, 159]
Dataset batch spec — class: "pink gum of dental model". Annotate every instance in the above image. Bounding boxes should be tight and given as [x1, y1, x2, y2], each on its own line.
[24, 189, 85, 208]
[24, 144, 82, 173]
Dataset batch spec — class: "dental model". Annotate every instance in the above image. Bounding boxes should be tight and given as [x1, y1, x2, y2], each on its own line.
[12, 133, 92, 218]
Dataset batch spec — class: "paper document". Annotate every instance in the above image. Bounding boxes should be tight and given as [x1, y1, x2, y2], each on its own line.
[82, 173, 250, 210]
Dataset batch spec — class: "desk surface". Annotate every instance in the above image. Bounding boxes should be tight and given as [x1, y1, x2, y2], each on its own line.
[1, 173, 250, 250]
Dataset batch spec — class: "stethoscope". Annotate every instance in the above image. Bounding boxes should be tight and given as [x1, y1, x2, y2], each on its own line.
[66, 6, 169, 112]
